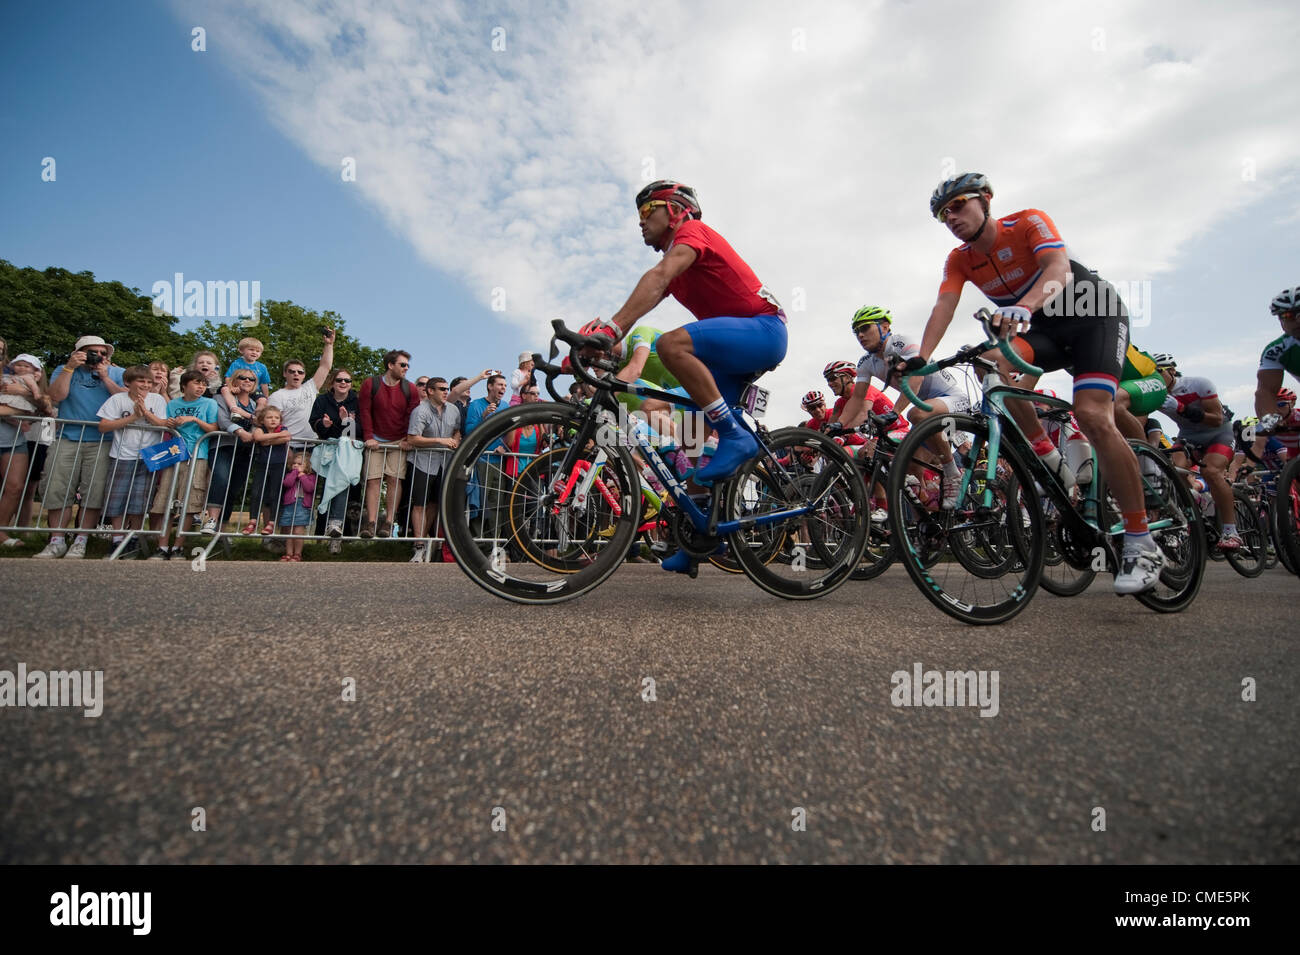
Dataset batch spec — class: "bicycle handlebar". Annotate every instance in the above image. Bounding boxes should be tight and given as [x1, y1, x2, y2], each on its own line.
[897, 307, 1045, 412]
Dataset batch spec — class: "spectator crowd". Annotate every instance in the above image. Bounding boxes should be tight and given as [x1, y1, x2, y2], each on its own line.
[0, 330, 553, 562]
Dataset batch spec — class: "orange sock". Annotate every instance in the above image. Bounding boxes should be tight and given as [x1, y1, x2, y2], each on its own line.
[1122, 510, 1149, 537]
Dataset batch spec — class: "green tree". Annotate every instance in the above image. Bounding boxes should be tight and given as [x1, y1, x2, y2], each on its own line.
[179, 300, 385, 387]
[0, 259, 188, 368]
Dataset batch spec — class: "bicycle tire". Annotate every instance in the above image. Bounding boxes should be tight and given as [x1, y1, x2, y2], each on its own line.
[1040, 496, 1097, 596]
[726, 427, 866, 599]
[1097, 441, 1206, 613]
[1223, 487, 1265, 578]
[886, 414, 1043, 625]
[440, 402, 640, 603]
[1274, 456, 1300, 576]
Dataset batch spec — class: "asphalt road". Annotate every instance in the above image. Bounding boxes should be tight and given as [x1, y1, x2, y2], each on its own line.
[1, 560, 1295, 864]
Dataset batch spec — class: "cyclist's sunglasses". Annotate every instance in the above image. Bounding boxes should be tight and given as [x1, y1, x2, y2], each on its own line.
[638, 200, 668, 222]
[938, 193, 980, 222]
[1277, 309, 1298, 321]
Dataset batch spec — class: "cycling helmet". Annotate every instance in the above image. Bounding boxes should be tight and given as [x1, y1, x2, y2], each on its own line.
[823, 359, 856, 381]
[930, 172, 992, 219]
[1269, 286, 1300, 315]
[1279, 388, 1297, 404]
[801, 390, 826, 410]
[1152, 352, 1177, 370]
[635, 180, 702, 229]
[850, 305, 893, 330]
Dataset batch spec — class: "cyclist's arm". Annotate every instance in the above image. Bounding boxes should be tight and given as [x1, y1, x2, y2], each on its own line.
[1013, 247, 1070, 314]
[616, 344, 652, 384]
[1255, 368, 1283, 419]
[837, 381, 871, 429]
[1197, 395, 1225, 429]
[920, 291, 960, 360]
[608, 245, 697, 336]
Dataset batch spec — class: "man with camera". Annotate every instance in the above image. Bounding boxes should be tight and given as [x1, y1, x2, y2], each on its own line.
[34, 335, 127, 559]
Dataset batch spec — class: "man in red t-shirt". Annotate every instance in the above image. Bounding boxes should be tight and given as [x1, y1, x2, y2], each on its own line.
[358, 349, 421, 539]
[592, 180, 788, 488]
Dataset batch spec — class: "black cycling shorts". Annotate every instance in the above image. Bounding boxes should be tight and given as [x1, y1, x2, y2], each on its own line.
[1015, 260, 1129, 397]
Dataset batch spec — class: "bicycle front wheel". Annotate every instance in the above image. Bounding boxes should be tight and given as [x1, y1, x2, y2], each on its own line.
[725, 427, 867, 599]
[886, 413, 1043, 625]
[440, 402, 640, 603]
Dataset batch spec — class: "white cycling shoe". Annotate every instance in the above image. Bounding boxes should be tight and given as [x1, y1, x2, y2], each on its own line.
[1114, 544, 1165, 595]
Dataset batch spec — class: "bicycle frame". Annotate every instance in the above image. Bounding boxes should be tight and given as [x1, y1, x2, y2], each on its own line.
[547, 381, 823, 540]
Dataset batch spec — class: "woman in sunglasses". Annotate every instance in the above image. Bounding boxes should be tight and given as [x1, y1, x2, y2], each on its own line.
[310, 368, 361, 540]
[203, 369, 265, 533]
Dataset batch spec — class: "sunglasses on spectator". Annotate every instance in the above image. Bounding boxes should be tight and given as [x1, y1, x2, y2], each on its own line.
[334, 378, 352, 384]
[235, 376, 256, 382]
[286, 369, 305, 375]
[938, 194, 979, 222]
[638, 201, 668, 222]
[395, 362, 409, 368]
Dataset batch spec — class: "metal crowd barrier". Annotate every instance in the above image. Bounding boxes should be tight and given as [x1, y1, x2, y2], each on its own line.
[1, 415, 545, 561]
[0, 415, 184, 558]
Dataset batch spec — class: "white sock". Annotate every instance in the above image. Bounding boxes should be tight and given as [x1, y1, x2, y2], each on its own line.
[943, 460, 961, 477]
[1221, 523, 1237, 537]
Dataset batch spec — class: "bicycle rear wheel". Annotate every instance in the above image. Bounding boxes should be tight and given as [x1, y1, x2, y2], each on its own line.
[725, 427, 866, 599]
[1097, 442, 1206, 612]
[1223, 487, 1265, 578]
[1273, 457, 1300, 576]
[886, 414, 1043, 624]
[441, 402, 640, 603]
[1039, 495, 1097, 596]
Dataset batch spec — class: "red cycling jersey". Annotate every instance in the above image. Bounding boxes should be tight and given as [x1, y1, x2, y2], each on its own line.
[938, 209, 1067, 308]
[667, 220, 783, 320]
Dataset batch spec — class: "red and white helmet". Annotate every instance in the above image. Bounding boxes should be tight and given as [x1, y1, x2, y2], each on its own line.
[801, 390, 826, 410]
[579, 318, 620, 346]
[823, 360, 855, 381]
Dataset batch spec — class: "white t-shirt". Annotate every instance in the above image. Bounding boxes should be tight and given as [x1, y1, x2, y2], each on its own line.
[97, 392, 168, 460]
[268, 386, 319, 440]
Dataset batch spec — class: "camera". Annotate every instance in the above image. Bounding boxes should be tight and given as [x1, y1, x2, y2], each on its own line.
[84, 352, 103, 366]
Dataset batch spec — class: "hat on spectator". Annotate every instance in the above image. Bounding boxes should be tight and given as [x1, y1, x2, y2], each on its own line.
[518, 351, 533, 364]
[74, 335, 115, 358]
[12, 354, 43, 371]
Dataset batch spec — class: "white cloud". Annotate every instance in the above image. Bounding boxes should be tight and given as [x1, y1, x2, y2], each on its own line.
[175, 0, 1300, 425]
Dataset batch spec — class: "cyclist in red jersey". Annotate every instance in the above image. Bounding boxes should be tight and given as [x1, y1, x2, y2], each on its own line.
[800, 390, 832, 431]
[589, 180, 787, 489]
[917, 173, 1162, 595]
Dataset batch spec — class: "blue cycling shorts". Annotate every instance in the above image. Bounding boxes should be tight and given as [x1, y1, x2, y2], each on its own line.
[685, 312, 787, 406]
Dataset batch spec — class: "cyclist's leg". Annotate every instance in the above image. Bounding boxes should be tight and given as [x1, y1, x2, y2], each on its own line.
[659, 313, 787, 482]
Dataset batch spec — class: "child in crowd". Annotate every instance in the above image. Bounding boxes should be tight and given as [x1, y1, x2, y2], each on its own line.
[148, 361, 170, 399]
[243, 404, 292, 535]
[97, 365, 169, 557]
[278, 450, 317, 561]
[170, 350, 224, 400]
[149, 369, 219, 558]
[221, 337, 272, 413]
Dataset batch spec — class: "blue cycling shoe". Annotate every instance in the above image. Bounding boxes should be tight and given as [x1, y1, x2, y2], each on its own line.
[660, 542, 727, 574]
[694, 430, 758, 485]
[660, 549, 694, 574]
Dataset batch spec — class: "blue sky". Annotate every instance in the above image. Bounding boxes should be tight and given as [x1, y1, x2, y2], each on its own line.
[3, 0, 1298, 423]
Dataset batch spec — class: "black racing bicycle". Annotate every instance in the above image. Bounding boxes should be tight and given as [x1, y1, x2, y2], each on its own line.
[439, 319, 868, 603]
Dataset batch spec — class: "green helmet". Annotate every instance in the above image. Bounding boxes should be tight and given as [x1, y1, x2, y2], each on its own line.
[851, 305, 893, 330]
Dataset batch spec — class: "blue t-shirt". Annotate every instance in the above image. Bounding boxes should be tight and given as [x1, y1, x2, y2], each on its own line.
[52, 364, 126, 441]
[166, 395, 220, 459]
[224, 357, 272, 390]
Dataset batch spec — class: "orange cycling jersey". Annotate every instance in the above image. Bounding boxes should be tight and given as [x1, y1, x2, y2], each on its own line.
[939, 208, 1067, 307]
